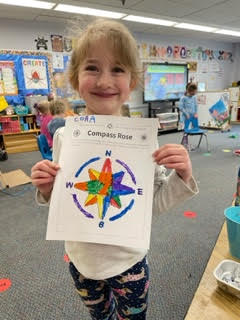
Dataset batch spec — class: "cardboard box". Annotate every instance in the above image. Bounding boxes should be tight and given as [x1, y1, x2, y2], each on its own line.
[0, 169, 31, 190]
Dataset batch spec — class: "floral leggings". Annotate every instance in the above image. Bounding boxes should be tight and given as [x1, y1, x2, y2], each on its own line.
[69, 256, 149, 320]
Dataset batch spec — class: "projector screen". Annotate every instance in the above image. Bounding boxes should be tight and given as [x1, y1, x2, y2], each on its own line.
[143, 63, 188, 102]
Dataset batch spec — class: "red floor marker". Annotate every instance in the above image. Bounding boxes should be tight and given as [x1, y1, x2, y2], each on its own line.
[184, 211, 197, 218]
[0, 278, 11, 292]
[64, 254, 70, 262]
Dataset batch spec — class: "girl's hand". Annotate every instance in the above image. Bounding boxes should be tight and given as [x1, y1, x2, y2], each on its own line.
[31, 160, 60, 199]
[194, 113, 198, 118]
[153, 144, 192, 184]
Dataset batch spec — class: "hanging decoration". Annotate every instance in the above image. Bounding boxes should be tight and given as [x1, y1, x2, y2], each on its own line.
[64, 37, 72, 52]
[35, 36, 48, 50]
[139, 42, 233, 63]
[51, 35, 64, 52]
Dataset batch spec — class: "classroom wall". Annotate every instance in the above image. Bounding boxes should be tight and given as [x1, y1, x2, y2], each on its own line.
[130, 32, 235, 111]
[0, 18, 238, 113]
[0, 19, 66, 51]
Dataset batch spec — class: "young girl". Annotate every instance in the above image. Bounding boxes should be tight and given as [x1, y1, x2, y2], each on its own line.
[179, 82, 198, 129]
[31, 19, 198, 320]
[37, 100, 53, 148]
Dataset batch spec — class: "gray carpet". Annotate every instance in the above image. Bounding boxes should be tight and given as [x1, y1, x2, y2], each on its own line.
[1, 127, 240, 320]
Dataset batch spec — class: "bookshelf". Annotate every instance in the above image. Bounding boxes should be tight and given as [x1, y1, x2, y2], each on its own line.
[0, 114, 40, 153]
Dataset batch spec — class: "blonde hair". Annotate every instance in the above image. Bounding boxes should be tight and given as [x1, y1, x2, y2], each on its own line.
[49, 99, 68, 116]
[69, 19, 141, 91]
[37, 101, 50, 114]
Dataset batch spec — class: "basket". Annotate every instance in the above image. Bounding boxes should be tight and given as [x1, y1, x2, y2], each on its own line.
[14, 105, 29, 115]
[213, 259, 240, 299]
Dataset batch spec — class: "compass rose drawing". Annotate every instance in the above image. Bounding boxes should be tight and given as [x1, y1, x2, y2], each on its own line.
[66, 150, 143, 228]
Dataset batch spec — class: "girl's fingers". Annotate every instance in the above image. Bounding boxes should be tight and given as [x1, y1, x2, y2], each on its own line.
[31, 170, 54, 179]
[156, 155, 187, 165]
[154, 150, 188, 163]
[163, 163, 186, 170]
[153, 144, 186, 157]
[32, 161, 59, 177]
[32, 177, 54, 186]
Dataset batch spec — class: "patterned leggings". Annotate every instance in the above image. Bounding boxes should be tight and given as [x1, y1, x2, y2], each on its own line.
[69, 256, 149, 320]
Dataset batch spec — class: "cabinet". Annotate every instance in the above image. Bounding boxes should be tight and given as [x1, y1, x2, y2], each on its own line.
[0, 114, 40, 153]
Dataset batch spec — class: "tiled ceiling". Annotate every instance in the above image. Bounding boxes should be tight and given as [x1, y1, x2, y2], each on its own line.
[1, 0, 240, 42]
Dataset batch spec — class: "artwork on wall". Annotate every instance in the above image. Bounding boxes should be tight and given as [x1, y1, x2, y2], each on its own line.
[197, 94, 207, 104]
[0, 50, 52, 103]
[51, 35, 63, 52]
[35, 36, 48, 50]
[52, 52, 64, 70]
[22, 57, 48, 90]
[209, 96, 230, 127]
[46, 116, 158, 249]
[197, 91, 230, 129]
[138, 43, 234, 63]
[188, 61, 197, 72]
[64, 37, 72, 52]
[0, 61, 18, 95]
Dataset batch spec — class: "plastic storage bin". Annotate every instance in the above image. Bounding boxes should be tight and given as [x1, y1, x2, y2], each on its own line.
[156, 113, 178, 130]
[213, 259, 240, 298]
[156, 113, 178, 121]
[224, 206, 240, 259]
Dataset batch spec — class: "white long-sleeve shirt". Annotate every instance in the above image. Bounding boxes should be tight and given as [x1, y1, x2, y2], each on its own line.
[36, 127, 198, 280]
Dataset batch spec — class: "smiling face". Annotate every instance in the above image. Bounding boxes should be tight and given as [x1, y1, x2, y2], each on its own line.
[78, 40, 135, 116]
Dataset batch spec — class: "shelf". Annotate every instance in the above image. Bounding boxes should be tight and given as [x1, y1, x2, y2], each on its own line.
[0, 113, 39, 153]
[1, 129, 40, 136]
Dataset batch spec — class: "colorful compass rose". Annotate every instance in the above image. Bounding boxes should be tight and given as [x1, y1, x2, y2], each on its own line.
[68, 153, 140, 228]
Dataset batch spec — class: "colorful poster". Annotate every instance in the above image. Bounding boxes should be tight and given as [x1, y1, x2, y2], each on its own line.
[209, 97, 229, 127]
[51, 35, 63, 52]
[0, 61, 18, 95]
[47, 116, 158, 249]
[22, 58, 48, 90]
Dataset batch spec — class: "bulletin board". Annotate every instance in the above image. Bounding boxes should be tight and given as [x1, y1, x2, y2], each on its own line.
[0, 50, 53, 105]
[197, 91, 230, 129]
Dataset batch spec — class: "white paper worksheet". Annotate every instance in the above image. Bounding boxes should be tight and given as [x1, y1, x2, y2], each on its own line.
[46, 115, 159, 249]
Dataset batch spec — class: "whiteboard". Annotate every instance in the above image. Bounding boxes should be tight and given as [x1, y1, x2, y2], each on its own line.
[197, 91, 230, 129]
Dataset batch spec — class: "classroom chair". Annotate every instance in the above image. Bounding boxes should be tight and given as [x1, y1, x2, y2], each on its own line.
[37, 134, 52, 161]
[180, 116, 210, 152]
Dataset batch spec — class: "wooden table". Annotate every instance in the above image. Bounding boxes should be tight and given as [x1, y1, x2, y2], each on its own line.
[185, 222, 240, 320]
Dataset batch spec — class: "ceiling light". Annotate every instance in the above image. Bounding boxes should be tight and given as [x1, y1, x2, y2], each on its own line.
[54, 4, 125, 19]
[0, 0, 55, 9]
[123, 15, 176, 26]
[174, 23, 216, 32]
[215, 29, 240, 37]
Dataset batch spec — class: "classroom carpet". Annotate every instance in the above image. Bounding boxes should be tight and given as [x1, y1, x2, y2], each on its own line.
[1, 127, 240, 320]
